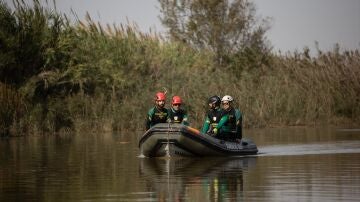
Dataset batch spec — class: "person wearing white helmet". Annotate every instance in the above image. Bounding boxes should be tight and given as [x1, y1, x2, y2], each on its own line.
[220, 95, 243, 141]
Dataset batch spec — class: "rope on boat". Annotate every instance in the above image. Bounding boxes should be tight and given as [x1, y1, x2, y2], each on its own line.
[165, 121, 171, 157]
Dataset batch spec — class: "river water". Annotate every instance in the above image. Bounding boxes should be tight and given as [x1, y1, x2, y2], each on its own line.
[1, 127, 360, 201]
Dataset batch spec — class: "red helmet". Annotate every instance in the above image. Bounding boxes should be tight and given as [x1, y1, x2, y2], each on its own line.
[155, 92, 166, 101]
[172, 96, 182, 105]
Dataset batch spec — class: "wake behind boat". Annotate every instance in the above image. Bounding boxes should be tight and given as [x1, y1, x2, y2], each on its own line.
[139, 123, 258, 157]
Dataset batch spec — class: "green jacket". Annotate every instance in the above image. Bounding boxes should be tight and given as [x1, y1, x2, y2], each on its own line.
[201, 108, 228, 134]
[222, 108, 242, 132]
[145, 106, 169, 130]
[221, 108, 242, 139]
[168, 107, 189, 126]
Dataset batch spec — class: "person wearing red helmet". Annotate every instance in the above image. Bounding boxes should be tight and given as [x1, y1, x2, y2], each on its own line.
[168, 96, 189, 125]
[145, 92, 169, 130]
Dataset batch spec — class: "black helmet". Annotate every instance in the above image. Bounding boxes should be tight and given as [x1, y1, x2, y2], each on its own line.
[208, 95, 221, 107]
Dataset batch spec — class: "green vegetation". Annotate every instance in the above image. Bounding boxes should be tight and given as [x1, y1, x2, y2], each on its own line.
[0, 0, 359, 136]
[158, 0, 270, 66]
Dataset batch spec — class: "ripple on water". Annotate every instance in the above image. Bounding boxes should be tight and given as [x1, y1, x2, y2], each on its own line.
[258, 140, 360, 156]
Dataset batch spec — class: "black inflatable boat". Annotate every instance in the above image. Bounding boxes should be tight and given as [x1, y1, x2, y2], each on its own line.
[139, 123, 258, 157]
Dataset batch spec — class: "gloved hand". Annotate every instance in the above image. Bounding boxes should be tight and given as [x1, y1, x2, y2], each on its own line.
[212, 128, 218, 135]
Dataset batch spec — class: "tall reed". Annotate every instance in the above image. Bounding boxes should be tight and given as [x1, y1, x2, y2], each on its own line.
[0, 0, 359, 136]
[0, 83, 26, 136]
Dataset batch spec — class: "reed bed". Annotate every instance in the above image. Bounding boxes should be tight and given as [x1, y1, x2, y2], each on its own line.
[0, 0, 359, 136]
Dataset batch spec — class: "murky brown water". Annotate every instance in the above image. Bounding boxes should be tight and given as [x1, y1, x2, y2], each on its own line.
[1, 127, 360, 201]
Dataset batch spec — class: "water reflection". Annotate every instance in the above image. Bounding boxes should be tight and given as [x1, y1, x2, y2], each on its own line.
[139, 157, 256, 201]
[1, 127, 360, 201]
[247, 127, 360, 147]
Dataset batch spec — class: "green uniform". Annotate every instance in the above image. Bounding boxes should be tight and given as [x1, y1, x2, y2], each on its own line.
[168, 107, 189, 125]
[221, 108, 242, 140]
[201, 108, 228, 136]
[145, 106, 169, 130]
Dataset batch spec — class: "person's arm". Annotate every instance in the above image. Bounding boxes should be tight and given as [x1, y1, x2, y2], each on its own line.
[211, 114, 229, 135]
[216, 114, 229, 130]
[235, 109, 243, 139]
[145, 108, 154, 130]
[166, 108, 172, 123]
[182, 113, 189, 126]
[201, 116, 210, 134]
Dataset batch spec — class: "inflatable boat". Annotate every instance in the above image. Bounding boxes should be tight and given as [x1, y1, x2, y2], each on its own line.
[139, 123, 258, 157]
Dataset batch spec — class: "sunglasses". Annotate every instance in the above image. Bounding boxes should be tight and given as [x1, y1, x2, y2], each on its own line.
[173, 104, 181, 106]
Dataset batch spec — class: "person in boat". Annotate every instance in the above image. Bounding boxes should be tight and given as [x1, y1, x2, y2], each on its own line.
[220, 95, 243, 141]
[168, 95, 189, 125]
[201, 95, 229, 139]
[145, 92, 169, 130]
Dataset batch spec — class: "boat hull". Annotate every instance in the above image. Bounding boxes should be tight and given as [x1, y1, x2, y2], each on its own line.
[139, 123, 258, 157]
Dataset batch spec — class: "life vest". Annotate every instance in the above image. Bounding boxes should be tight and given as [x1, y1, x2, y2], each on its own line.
[224, 108, 237, 132]
[169, 108, 185, 123]
[223, 108, 242, 139]
[149, 107, 168, 125]
[207, 109, 223, 129]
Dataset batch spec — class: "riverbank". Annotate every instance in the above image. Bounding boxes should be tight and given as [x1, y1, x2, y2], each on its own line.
[0, 1, 359, 136]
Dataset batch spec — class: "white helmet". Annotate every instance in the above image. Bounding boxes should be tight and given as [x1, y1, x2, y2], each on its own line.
[221, 95, 233, 102]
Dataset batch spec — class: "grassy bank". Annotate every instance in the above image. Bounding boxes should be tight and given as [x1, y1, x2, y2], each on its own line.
[1, 1, 359, 136]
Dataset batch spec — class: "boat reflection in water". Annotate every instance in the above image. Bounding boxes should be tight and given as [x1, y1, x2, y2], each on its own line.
[139, 157, 256, 201]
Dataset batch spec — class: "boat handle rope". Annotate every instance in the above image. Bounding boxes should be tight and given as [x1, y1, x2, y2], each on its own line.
[165, 121, 171, 157]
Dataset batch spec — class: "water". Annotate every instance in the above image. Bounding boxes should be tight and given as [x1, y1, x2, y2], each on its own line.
[1, 127, 360, 201]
